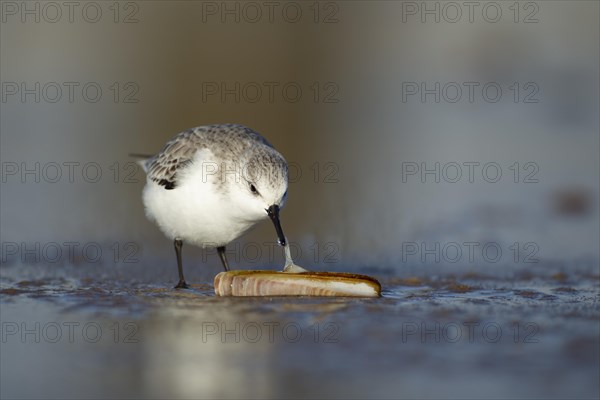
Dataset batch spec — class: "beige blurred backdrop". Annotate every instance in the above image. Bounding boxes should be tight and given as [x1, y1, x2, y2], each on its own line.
[1, 1, 598, 276]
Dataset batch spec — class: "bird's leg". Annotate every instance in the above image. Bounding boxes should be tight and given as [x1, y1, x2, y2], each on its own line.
[174, 238, 190, 289]
[217, 246, 230, 271]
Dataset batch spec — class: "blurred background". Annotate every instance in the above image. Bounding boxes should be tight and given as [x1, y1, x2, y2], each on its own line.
[1, 1, 598, 273]
[1, 1, 598, 399]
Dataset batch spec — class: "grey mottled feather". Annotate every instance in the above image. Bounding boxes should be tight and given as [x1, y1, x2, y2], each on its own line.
[142, 124, 274, 190]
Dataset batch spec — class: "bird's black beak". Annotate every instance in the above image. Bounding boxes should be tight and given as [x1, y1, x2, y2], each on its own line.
[266, 204, 286, 246]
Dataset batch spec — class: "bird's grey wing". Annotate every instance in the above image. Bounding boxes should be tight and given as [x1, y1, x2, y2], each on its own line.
[143, 124, 270, 190]
[144, 131, 205, 190]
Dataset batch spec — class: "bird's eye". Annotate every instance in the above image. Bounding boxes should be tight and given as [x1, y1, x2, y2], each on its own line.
[249, 183, 259, 195]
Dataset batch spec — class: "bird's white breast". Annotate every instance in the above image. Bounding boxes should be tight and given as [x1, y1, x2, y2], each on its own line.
[142, 151, 264, 247]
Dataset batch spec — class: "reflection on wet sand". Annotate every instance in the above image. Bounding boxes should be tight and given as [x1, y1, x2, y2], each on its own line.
[1, 262, 598, 399]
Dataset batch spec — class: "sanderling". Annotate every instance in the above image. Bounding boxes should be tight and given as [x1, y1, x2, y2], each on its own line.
[136, 123, 288, 289]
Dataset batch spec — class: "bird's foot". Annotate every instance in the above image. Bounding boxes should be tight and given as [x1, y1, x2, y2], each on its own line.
[174, 280, 190, 289]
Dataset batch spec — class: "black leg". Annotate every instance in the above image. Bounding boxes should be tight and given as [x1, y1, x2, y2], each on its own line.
[174, 239, 189, 289]
[217, 246, 230, 271]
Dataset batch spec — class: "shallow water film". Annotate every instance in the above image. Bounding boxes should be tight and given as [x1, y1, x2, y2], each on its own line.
[1, 261, 598, 399]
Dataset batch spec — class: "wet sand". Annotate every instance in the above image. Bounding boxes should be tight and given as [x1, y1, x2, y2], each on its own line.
[1, 262, 598, 399]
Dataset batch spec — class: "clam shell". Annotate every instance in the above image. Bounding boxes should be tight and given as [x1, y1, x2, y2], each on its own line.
[214, 270, 381, 297]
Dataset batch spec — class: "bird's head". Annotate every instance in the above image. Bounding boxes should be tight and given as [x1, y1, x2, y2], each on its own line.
[231, 148, 288, 246]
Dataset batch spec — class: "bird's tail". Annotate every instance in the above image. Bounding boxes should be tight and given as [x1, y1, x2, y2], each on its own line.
[129, 153, 153, 172]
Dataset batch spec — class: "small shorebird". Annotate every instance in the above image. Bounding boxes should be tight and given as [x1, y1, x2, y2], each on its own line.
[136, 124, 288, 288]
